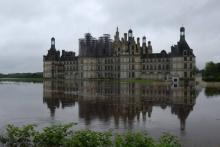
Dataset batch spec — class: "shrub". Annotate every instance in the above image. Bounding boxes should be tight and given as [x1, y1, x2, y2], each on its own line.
[64, 130, 112, 147]
[0, 124, 37, 147]
[33, 123, 74, 147]
[0, 123, 181, 147]
[158, 133, 181, 147]
[114, 131, 156, 147]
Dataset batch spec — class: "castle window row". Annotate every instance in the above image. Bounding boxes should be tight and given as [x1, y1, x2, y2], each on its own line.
[63, 61, 77, 64]
[184, 57, 193, 61]
[184, 63, 193, 69]
[65, 66, 78, 71]
[142, 64, 169, 70]
[183, 50, 193, 56]
[142, 58, 169, 63]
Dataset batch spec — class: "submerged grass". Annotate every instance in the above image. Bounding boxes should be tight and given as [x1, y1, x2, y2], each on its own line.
[0, 123, 181, 147]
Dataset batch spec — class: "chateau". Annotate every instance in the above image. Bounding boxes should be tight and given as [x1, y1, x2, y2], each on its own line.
[43, 27, 195, 83]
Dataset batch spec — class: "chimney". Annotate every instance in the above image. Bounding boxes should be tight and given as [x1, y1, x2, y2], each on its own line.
[124, 33, 127, 42]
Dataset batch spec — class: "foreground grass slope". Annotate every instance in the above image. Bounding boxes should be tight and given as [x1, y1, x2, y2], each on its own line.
[0, 123, 181, 147]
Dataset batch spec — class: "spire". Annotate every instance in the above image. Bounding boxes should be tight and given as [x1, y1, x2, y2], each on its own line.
[51, 37, 55, 49]
[115, 26, 120, 41]
[178, 27, 190, 50]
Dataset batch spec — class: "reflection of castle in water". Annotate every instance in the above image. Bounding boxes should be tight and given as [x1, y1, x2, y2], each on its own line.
[43, 80, 196, 131]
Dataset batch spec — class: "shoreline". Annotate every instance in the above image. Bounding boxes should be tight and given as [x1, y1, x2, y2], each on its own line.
[0, 78, 43, 82]
[196, 76, 220, 87]
[1, 77, 220, 87]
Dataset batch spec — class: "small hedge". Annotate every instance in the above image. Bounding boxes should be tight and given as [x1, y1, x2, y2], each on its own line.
[0, 123, 181, 147]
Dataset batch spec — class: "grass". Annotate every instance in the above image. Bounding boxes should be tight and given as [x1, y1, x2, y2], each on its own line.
[0, 78, 43, 83]
[0, 123, 181, 147]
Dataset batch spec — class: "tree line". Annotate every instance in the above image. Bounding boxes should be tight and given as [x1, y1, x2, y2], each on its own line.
[0, 72, 43, 79]
[202, 62, 220, 82]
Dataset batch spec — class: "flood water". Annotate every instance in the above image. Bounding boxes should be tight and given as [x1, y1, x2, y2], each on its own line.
[0, 80, 220, 147]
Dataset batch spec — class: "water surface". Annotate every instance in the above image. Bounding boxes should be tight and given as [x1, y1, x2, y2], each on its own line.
[0, 80, 220, 147]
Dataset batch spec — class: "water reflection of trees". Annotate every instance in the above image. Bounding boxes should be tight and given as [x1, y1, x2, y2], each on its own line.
[205, 87, 220, 97]
[43, 80, 197, 131]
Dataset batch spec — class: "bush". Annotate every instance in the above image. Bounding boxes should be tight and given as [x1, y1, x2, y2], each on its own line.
[0, 123, 181, 147]
[33, 123, 74, 147]
[114, 131, 155, 147]
[64, 130, 112, 147]
[0, 124, 36, 147]
[158, 133, 181, 147]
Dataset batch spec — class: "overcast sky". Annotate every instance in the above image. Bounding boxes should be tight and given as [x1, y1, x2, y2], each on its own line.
[0, 0, 219, 73]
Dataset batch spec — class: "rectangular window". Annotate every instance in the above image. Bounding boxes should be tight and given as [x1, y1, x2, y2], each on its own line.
[190, 72, 193, 78]
[184, 72, 187, 78]
[184, 91, 187, 97]
[132, 72, 135, 78]
[184, 63, 187, 69]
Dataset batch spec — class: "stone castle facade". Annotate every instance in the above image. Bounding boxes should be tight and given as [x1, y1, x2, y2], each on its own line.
[43, 27, 195, 83]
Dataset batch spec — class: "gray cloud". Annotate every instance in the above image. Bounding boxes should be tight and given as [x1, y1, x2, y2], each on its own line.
[0, 0, 219, 73]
